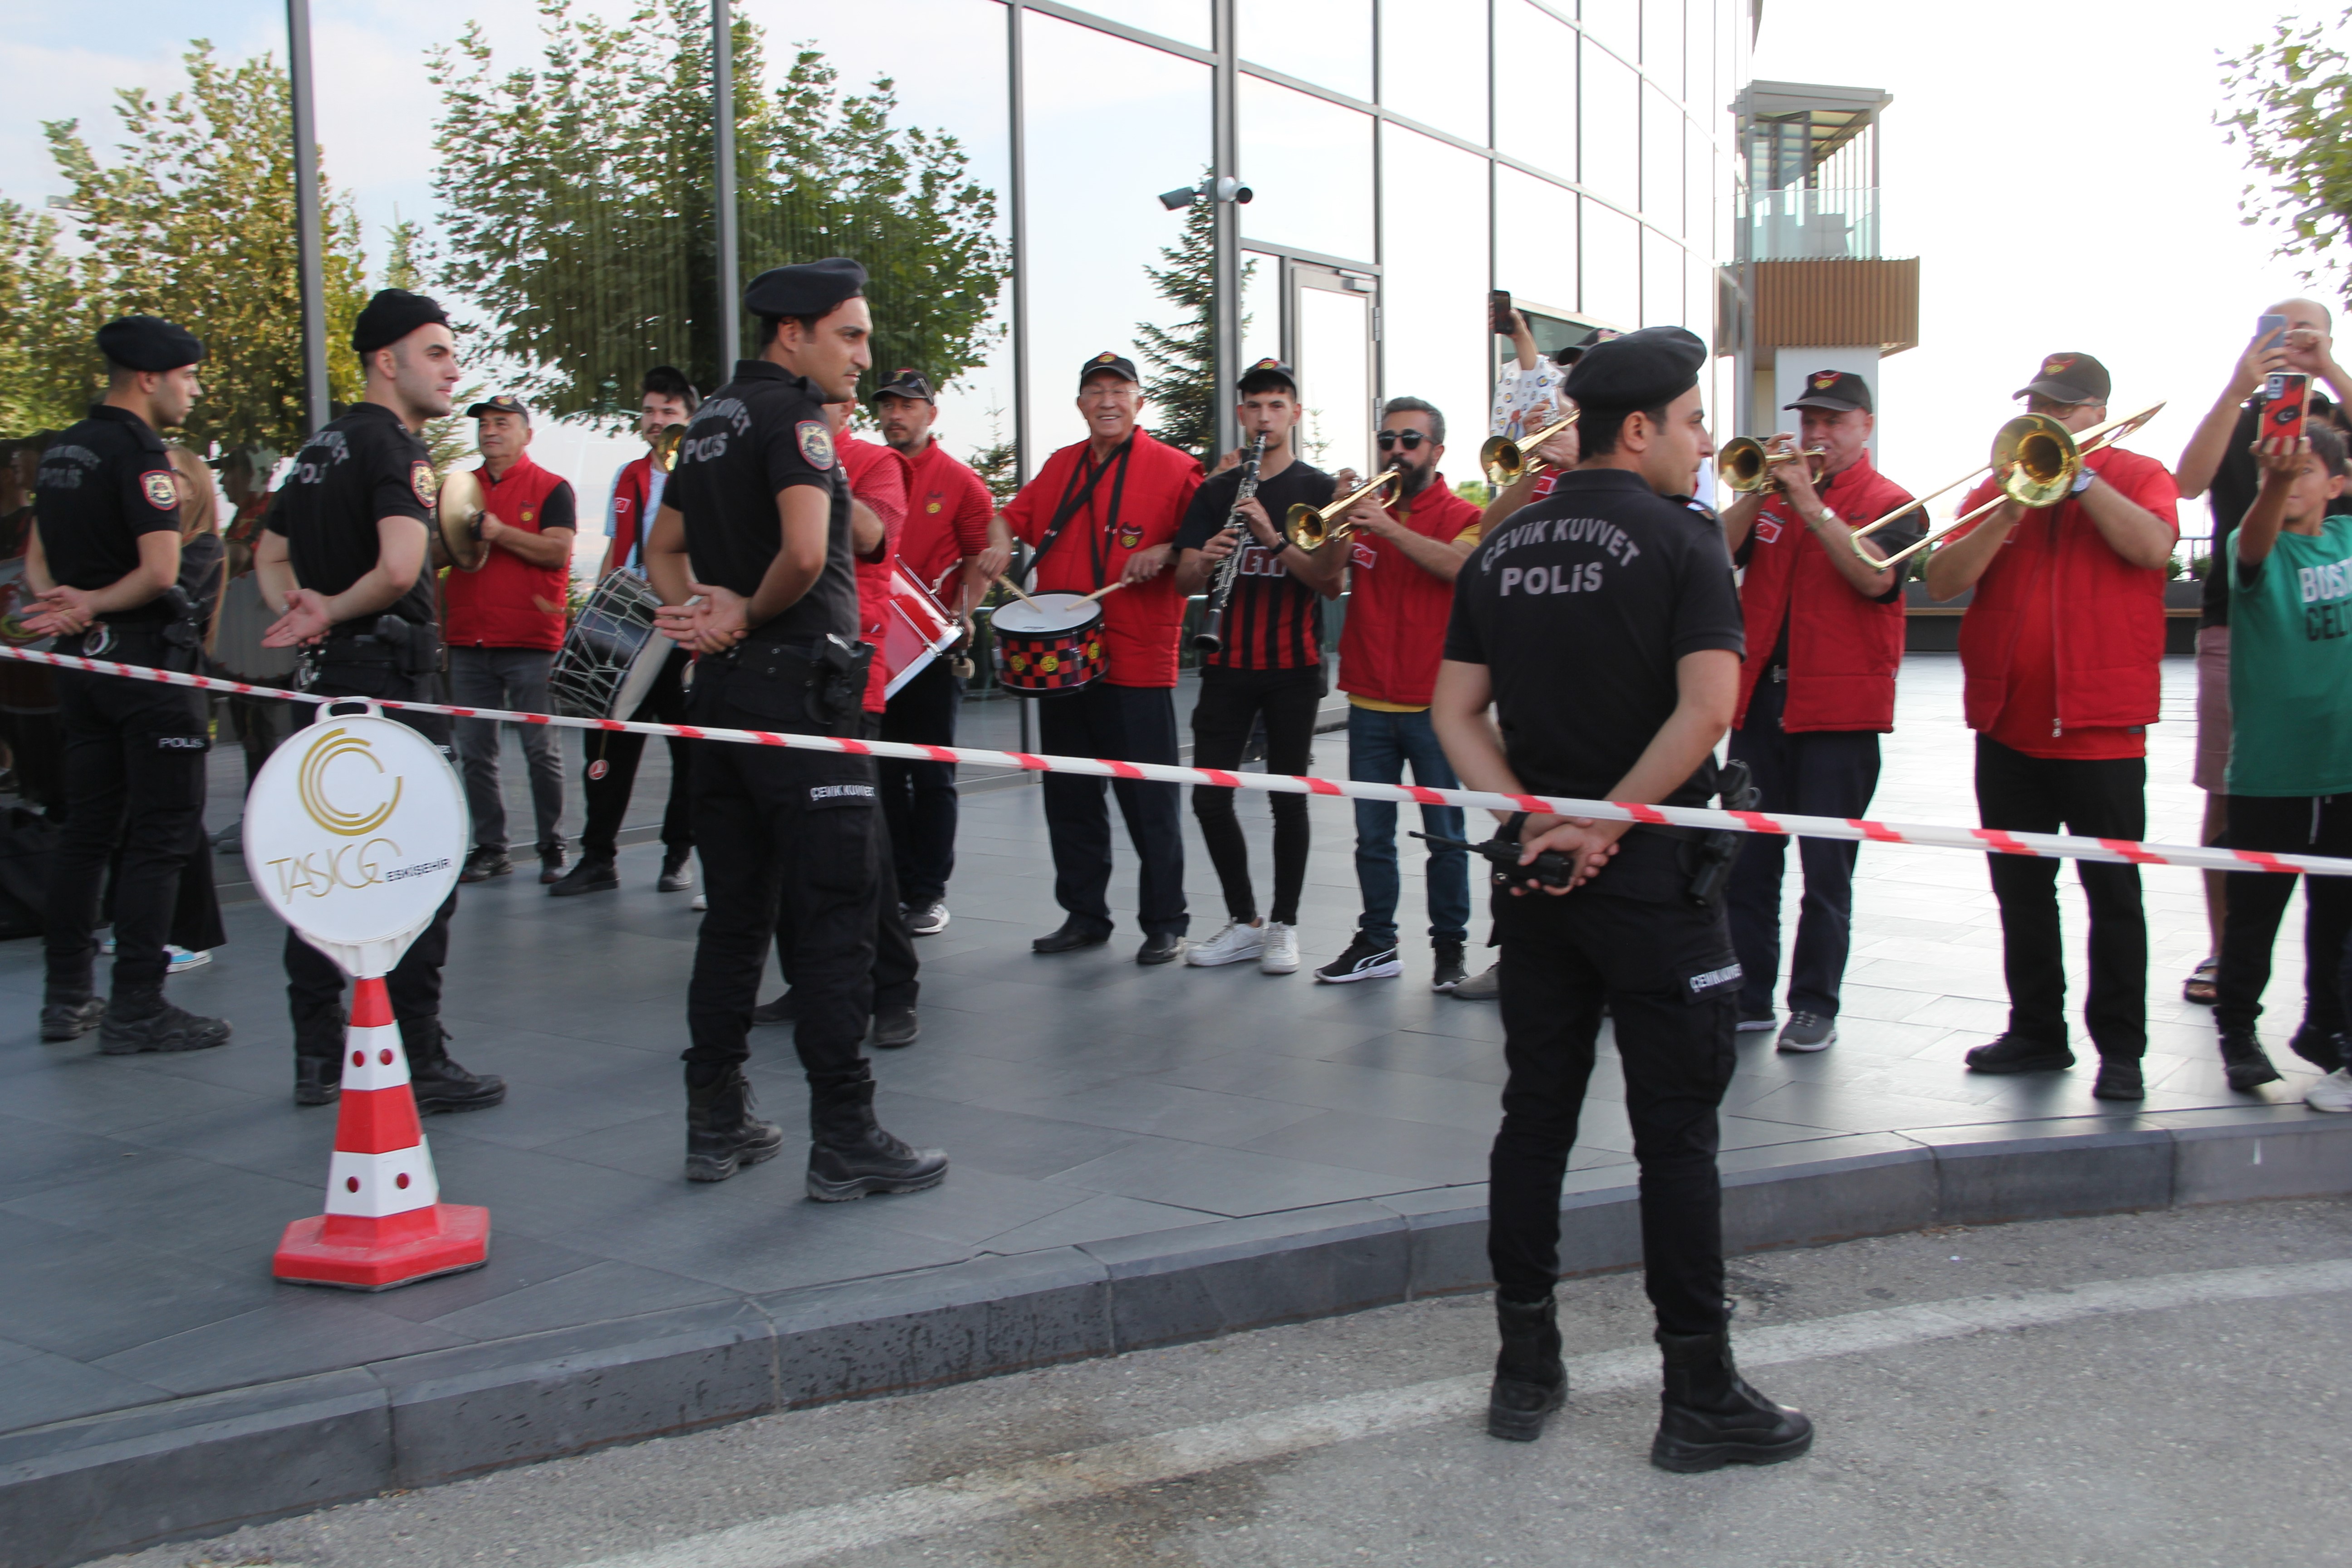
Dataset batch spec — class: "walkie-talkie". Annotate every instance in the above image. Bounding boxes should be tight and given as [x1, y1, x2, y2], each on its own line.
[1411, 828, 1576, 889]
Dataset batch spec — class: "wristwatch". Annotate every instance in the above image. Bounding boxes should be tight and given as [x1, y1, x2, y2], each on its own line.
[2071, 468, 2097, 495]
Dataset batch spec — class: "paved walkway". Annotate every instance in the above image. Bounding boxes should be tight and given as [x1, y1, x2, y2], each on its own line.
[0, 653, 2327, 1441]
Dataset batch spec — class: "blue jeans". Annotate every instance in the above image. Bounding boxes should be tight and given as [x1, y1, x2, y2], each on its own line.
[1349, 705, 1470, 948]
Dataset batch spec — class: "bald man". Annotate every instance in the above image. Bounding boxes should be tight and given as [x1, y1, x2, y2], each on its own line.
[2175, 299, 2352, 1020]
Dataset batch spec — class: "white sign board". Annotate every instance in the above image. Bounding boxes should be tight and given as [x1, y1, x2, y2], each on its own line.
[244, 707, 468, 978]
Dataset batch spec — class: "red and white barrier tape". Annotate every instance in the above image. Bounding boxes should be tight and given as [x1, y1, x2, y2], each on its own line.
[6, 642, 2347, 878]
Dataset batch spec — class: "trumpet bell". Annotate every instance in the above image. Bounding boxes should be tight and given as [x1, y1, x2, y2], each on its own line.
[1718, 437, 1774, 493]
[1479, 412, 1580, 490]
[435, 467, 490, 572]
[651, 423, 688, 475]
[1992, 413, 2079, 508]
[1285, 469, 1400, 551]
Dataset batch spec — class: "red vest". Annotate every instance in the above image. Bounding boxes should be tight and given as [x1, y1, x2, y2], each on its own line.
[840, 434, 909, 715]
[442, 453, 571, 652]
[1337, 474, 1484, 708]
[1954, 446, 2179, 735]
[1732, 453, 1917, 734]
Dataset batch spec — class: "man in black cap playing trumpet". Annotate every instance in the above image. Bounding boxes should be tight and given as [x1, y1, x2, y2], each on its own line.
[24, 315, 230, 1054]
[1433, 325, 1814, 1467]
[642, 255, 946, 1199]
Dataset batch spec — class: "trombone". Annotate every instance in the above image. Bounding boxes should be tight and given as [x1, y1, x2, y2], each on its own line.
[1286, 469, 1401, 551]
[1852, 402, 2166, 569]
[1717, 437, 1828, 494]
[1480, 412, 1580, 489]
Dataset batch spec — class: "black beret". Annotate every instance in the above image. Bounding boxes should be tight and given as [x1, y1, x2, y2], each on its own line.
[352, 289, 451, 357]
[1562, 325, 1707, 409]
[745, 257, 867, 319]
[95, 315, 204, 372]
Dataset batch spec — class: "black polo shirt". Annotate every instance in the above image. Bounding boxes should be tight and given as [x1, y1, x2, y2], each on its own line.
[264, 401, 439, 627]
[34, 405, 182, 620]
[1177, 458, 1335, 671]
[667, 359, 857, 646]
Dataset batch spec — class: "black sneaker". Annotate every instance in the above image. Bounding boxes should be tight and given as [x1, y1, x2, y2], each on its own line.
[1315, 934, 1401, 984]
[1736, 1007, 1778, 1034]
[460, 846, 512, 883]
[538, 843, 568, 885]
[1431, 940, 1468, 992]
[549, 856, 619, 897]
[2220, 1028, 2284, 1092]
[2288, 1024, 2347, 1073]
[2091, 1058, 2146, 1101]
[99, 1000, 231, 1055]
[872, 1004, 920, 1049]
[752, 991, 799, 1026]
[40, 996, 104, 1042]
[904, 900, 950, 936]
[657, 851, 695, 893]
[1963, 1034, 2075, 1074]
[410, 1050, 507, 1113]
[294, 1058, 340, 1106]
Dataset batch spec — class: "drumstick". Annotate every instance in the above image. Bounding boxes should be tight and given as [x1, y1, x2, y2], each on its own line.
[1083, 582, 1126, 602]
[995, 575, 1043, 610]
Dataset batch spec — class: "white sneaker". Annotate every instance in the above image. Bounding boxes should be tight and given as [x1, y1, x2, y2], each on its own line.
[690, 893, 707, 912]
[97, 937, 207, 972]
[2305, 1068, 2352, 1113]
[1186, 920, 1265, 967]
[1259, 921, 1301, 975]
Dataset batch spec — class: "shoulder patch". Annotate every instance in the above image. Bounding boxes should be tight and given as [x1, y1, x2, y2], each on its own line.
[797, 420, 836, 471]
[142, 470, 178, 512]
[412, 461, 438, 508]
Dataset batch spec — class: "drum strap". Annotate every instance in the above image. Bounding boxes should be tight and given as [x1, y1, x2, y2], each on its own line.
[1030, 437, 1132, 588]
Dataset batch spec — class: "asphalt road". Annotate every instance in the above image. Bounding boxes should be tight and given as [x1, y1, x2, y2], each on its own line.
[114, 1201, 2352, 1568]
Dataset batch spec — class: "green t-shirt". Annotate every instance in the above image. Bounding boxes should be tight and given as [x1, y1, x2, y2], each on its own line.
[2228, 512, 2352, 796]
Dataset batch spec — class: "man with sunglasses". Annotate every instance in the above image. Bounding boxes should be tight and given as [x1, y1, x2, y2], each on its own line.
[1314, 397, 1485, 988]
[1925, 353, 2180, 1101]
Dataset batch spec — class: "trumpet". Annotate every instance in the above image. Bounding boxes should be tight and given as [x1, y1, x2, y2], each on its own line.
[1717, 438, 1828, 494]
[651, 423, 688, 474]
[1852, 402, 2166, 569]
[1285, 469, 1402, 551]
[1480, 412, 1580, 489]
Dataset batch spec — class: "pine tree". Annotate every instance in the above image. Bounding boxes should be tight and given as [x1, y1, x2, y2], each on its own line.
[1135, 179, 1220, 462]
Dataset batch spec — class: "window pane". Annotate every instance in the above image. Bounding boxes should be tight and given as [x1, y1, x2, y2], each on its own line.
[1242, 250, 1284, 370]
[1642, 231, 1683, 328]
[1579, 40, 1638, 211]
[1380, 125, 1490, 467]
[1239, 75, 1375, 262]
[1642, 88, 1681, 234]
[1579, 0, 1640, 59]
[1687, 120, 1715, 256]
[1495, 166, 1577, 320]
[1296, 284, 1373, 479]
[1379, 0, 1490, 146]
[1643, 0, 1683, 96]
[1581, 196, 1638, 325]
[1494, 0, 1578, 177]
[1021, 11, 1211, 457]
[1238, 0, 1372, 102]
[1062, 0, 1212, 49]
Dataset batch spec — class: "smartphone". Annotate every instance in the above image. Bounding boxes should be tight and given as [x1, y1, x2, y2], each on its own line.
[2264, 372, 2311, 444]
[1491, 289, 1513, 335]
[2257, 312, 2290, 346]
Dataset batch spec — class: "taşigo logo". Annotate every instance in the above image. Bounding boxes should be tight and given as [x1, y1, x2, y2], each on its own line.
[300, 727, 402, 836]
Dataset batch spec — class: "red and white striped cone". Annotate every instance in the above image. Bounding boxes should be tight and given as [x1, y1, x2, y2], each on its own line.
[272, 975, 489, 1289]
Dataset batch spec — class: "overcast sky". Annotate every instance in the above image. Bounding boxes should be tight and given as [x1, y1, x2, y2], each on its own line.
[4, 1, 2338, 541]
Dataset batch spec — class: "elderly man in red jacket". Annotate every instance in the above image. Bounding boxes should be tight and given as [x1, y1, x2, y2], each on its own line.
[1718, 371, 1919, 1054]
[1927, 353, 2180, 1101]
[446, 395, 577, 887]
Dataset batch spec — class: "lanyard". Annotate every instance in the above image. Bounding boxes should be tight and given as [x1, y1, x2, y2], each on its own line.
[1031, 437, 1133, 588]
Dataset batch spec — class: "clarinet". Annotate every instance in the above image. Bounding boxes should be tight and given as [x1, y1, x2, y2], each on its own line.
[1193, 431, 1267, 654]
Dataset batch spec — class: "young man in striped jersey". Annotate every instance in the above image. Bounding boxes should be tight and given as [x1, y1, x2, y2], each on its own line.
[1172, 360, 1343, 974]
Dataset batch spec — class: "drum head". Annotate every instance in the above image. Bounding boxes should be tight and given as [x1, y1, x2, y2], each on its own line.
[608, 635, 672, 720]
[991, 593, 1099, 635]
[550, 573, 662, 720]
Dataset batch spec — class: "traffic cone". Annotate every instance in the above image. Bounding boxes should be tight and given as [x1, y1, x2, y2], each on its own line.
[272, 975, 490, 1289]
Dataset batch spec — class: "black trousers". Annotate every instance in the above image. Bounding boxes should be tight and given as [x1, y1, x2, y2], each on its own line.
[577, 647, 694, 859]
[879, 656, 962, 908]
[284, 664, 458, 1050]
[45, 630, 209, 1001]
[1486, 874, 1740, 1338]
[2216, 793, 2352, 1038]
[1188, 664, 1320, 926]
[1035, 681, 1186, 937]
[681, 658, 874, 1091]
[1974, 736, 2148, 1058]
[1726, 675, 1882, 1019]
[777, 712, 920, 1012]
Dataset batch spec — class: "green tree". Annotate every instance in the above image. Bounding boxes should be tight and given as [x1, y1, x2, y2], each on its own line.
[430, 0, 1007, 425]
[2221, 14, 2352, 294]
[0, 201, 81, 434]
[29, 42, 371, 452]
[1136, 179, 1254, 464]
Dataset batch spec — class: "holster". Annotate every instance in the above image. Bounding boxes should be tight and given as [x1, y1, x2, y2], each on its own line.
[308, 614, 443, 689]
[1639, 760, 1759, 909]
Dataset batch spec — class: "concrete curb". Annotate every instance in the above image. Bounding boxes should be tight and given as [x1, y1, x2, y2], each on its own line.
[6, 1106, 2349, 1567]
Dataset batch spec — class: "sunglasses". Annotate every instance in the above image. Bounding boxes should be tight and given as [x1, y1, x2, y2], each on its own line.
[1376, 430, 1430, 451]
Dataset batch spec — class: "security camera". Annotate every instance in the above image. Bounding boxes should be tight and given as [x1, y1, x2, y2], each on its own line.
[1158, 185, 1202, 211]
[1215, 177, 1253, 205]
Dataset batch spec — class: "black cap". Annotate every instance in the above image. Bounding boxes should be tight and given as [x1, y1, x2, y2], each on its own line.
[95, 315, 204, 373]
[1550, 326, 1621, 368]
[872, 368, 936, 403]
[465, 393, 531, 424]
[1561, 325, 1707, 409]
[1784, 368, 1873, 415]
[744, 257, 866, 319]
[1079, 351, 1139, 389]
[2014, 352, 2111, 405]
[352, 289, 451, 357]
[1236, 357, 1298, 397]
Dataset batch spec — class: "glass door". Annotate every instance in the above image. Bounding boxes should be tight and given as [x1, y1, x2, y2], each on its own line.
[1289, 264, 1376, 480]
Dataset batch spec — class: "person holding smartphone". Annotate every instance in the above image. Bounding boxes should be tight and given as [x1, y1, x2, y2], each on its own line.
[2175, 301, 2352, 1011]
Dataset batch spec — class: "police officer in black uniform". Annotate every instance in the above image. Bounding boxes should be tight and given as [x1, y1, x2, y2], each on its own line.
[1433, 327, 1814, 1468]
[643, 257, 946, 1197]
[255, 289, 505, 1114]
[27, 316, 230, 1054]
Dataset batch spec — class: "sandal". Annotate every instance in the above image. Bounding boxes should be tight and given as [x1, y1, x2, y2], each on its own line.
[2183, 957, 2219, 1006]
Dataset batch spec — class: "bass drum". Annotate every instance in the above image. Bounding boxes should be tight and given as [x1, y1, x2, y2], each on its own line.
[550, 571, 669, 720]
[208, 571, 299, 683]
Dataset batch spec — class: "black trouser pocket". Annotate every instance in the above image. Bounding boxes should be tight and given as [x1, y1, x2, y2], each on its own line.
[795, 764, 881, 895]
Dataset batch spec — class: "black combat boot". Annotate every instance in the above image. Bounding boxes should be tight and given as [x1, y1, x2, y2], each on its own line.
[41, 994, 105, 1042]
[401, 1017, 506, 1112]
[1651, 1329, 1814, 1472]
[806, 1068, 948, 1201]
[99, 990, 230, 1055]
[293, 1002, 347, 1105]
[1486, 1293, 1568, 1442]
[684, 1061, 785, 1182]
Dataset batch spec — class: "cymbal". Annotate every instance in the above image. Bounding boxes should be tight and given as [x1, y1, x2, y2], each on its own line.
[436, 466, 490, 572]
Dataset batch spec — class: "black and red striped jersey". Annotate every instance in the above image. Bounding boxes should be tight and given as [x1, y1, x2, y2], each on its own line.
[1177, 460, 1335, 670]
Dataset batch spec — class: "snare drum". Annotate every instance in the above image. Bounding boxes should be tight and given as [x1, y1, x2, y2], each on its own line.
[550, 571, 669, 720]
[989, 593, 1105, 695]
[882, 564, 960, 698]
